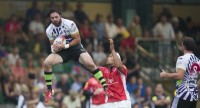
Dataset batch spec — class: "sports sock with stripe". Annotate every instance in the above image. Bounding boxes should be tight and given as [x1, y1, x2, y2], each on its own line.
[93, 68, 107, 89]
[44, 71, 53, 90]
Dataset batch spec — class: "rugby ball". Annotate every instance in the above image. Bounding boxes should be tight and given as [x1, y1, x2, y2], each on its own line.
[53, 36, 66, 45]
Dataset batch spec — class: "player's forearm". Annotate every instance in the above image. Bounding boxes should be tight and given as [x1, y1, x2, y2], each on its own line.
[69, 35, 81, 47]
[111, 50, 123, 68]
[166, 72, 182, 80]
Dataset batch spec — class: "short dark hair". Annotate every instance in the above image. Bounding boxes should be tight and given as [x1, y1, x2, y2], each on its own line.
[183, 37, 196, 51]
[46, 8, 61, 18]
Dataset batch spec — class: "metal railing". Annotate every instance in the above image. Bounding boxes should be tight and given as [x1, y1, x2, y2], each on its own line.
[136, 38, 180, 95]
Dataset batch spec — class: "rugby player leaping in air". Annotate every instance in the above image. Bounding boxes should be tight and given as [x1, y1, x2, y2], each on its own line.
[43, 9, 107, 103]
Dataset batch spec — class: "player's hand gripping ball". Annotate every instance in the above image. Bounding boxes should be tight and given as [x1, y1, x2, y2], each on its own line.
[52, 36, 66, 52]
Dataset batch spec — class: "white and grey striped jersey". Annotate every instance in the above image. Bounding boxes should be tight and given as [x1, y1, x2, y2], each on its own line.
[46, 18, 78, 43]
[46, 18, 83, 50]
[175, 53, 199, 101]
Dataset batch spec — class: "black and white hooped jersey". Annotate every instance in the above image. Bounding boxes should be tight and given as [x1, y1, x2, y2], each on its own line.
[175, 53, 200, 101]
[46, 18, 83, 50]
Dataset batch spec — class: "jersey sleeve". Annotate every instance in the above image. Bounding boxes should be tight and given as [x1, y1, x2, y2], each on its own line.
[46, 28, 54, 40]
[84, 80, 91, 90]
[176, 56, 187, 71]
[69, 21, 79, 35]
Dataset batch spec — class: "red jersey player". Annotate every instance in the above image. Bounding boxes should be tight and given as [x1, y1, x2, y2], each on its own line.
[98, 39, 131, 108]
[83, 77, 107, 108]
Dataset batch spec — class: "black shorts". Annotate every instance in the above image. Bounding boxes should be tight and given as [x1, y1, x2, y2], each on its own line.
[171, 97, 197, 108]
[57, 47, 86, 63]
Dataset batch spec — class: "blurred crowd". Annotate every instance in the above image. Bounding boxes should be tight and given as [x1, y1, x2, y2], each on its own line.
[0, 1, 200, 108]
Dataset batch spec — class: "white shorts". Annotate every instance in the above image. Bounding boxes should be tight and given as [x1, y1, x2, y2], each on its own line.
[91, 103, 108, 108]
[95, 100, 131, 108]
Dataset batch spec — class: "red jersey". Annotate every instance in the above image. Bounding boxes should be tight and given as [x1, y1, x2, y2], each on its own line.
[84, 77, 106, 105]
[99, 65, 130, 102]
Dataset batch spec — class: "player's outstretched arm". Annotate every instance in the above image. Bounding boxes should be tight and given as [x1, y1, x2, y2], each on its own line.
[160, 68, 185, 80]
[109, 39, 126, 73]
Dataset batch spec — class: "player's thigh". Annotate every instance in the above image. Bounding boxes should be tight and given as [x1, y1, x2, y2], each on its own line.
[78, 52, 97, 71]
[44, 53, 63, 66]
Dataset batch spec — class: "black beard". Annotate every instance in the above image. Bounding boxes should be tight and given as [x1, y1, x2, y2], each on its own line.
[53, 20, 62, 27]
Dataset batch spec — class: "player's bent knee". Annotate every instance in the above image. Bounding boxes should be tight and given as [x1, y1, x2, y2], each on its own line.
[43, 59, 54, 68]
[86, 62, 97, 71]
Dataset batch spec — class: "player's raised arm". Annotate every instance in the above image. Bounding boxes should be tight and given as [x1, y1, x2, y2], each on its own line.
[109, 39, 127, 74]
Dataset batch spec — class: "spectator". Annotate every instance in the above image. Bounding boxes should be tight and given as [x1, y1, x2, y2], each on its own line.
[29, 13, 45, 36]
[79, 19, 92, 41]
[11, 58, 26, 81]
[3, 74, 19, 105]
[88, 28, 99, 52]
[185, 16, 197, 37]
[130, 87, 144, 107]
[84, 42, 93, 57]
[46, 91, 64, 108]
[137, 78, 146, 98]
[46, 1, 59, 10]
[4, 14, 19, 45]
[74, 2, 88, 24]
[124, 50, 140, 79]
[172, 17, 183, 49]
[61, 1, 74, 20]
[92, 44, 107, 66]
[0, 57, 11, 75]
[115, 18, 129, 51]
[120, 29, 136, 53]
[17, 84, 31, 108]
[71, 75, 84, 93]
[116, 18, 130, 38]
[152, 83, 171, 108]
[25, 57, 38, 88]
[16, 18, 30, 49]
[127, 76, 138, 94]
[153, 14, 175, 40]
[56, 73, 71, 95]
[159, 5, 172, 21]
[132, 103, 140, 108]
[37, 56, 45, 78]
[25, 1, 40, 21]
[92, 14, 105, 41]
[105, 14, 118, 39]
[142, 29, 151, 39]
[29, 13, 48, 55]
[129, 15, 142, 38]
[62, 90, 81, 108]
[143, 86, 155, 108]
[7, 46, 20, 66]
[153, 14, 175, 64]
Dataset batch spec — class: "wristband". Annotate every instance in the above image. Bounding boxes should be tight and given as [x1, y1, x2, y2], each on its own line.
[51, 45, 55, 53]
[64, 44, 70, 49]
